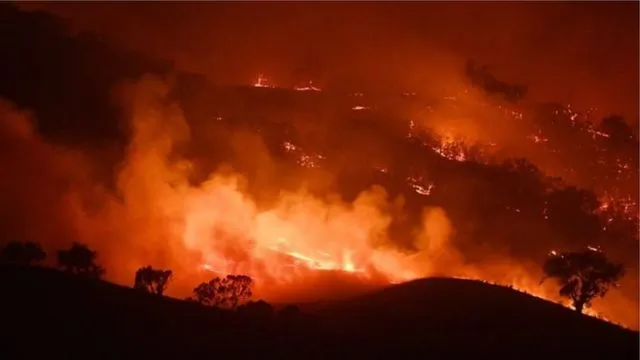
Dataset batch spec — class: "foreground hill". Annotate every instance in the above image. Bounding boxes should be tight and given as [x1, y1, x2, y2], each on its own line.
[312, 278, 638, 358]
[0, 265, 636, 359]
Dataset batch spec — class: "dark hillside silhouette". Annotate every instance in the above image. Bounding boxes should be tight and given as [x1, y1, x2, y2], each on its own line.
[0, 265, 636, 359]
[0, 4, 637, 358]
[315, 277, 638, 358]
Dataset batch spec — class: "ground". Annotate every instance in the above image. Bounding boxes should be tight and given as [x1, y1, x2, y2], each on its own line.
[0, 265, 636, 359]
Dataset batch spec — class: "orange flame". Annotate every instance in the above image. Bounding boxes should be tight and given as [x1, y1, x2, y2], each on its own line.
[253, 74, 275, 88]
[294, 81, 321, 92]
[1, 77, 635, 329]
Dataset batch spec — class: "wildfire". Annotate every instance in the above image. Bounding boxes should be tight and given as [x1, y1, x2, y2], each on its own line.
[586, 128, 611, 139]
[407, 119, 417, 138]
[407, 176, 435, 196]
[453, 274, 616, 324]
[183, 188, 422, 286]
[282, 141, 298, 152]
[281, 141, 325, 168]
[294, 81, 321, 92]
[597, 193, 639, 222]
[253, 74, 275, 88]
[267, 239, 362, 273]
[527, 133, 549, 144]
[432, 135, 467, 162]
[297, 154, 324, 168]
[5, 76, 634, 330]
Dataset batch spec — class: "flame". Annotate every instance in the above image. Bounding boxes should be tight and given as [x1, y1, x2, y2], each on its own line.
[1, 77, 636, 329]
[527, 133, 549, 144]
[282, 141, 298, 152]
[97, 78, 455, 298]
[453, 275, 615, 323]
[281, 141, 325, 168]
[587, 245, 601, 252]
[180, 182, 424, 286]
[432, 134, 467, 162]
[586, 127, 610, 139]
[253, 74, 275, 88]
[407, 176, 434, 196]
[294, 81, 321, 92]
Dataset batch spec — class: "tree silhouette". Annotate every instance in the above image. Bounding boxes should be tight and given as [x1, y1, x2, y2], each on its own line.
[190, 274, 253, 309]
[0, 241, 46, 265]
[57, 242, 105, 279]
[541, 247, 625, 313]
[134, 266, 172, 295]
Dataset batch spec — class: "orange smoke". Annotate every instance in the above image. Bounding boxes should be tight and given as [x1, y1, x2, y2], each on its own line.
[0, 76, 636, 329]
[107, 76, 457, 298]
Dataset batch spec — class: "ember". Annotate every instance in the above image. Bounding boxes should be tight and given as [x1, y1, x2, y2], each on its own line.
[1, 2, 637, 334]
[253, 74, 275, 88]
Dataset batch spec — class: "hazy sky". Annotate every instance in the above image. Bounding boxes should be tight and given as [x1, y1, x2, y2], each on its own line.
[23, 2, 639, 120]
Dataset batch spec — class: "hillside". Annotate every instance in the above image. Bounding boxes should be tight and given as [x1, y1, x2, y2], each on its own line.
[313, 278, 639, 358]
[0, 265, 636, 359]
[0, 4, 637, 357]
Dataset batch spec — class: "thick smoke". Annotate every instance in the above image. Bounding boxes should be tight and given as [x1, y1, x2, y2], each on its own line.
[1, 75, 636, 328]
[17, 3, 638, 201]
[0, 77, 455, 300]
[22, 2, 638, 120]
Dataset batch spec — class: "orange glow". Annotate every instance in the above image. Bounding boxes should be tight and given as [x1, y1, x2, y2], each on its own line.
[179, 178, 423, 287]
[90, 78, 436, 296]
[1, 77, 636, 330]
[253, 73, 275, 88]
[527, 133, 549, 144]
[586, 127, 610, 139]
[407, 176, 435, 196]
[432, 135, 467, 162]
[453, 275, 615, 324]
[294, 81, 321, 92]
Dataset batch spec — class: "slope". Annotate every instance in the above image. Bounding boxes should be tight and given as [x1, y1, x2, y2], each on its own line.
[0, 265, 637, 359]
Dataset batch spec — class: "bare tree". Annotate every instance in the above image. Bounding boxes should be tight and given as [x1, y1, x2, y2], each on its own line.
[0, 241, 46, 265]
[57, 242, 105, 279]
[134, 266, 172, 295]
[542, 247, 625, 313]
[190, 274, 253, 309]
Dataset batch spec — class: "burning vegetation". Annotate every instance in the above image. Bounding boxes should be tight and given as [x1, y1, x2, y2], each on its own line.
[2, 73, 637, 328]
[0, 2, 638, 332]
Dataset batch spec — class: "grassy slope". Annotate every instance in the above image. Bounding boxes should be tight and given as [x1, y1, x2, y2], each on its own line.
[0, 265, 636, 359]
